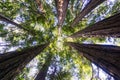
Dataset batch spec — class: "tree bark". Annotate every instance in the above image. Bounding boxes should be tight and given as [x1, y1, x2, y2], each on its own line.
[55, 0, 69, 27]
[0, 14, 36, 35]
[0, 43, 49, 80]
[35, 0, 45, 13]
[66, 42, 120, 80]
[71, 0, 105, 27]
[70, 13, 120, 38]
[35, 54, 52, 80]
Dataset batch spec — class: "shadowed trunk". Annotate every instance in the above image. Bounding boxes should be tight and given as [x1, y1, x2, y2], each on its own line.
[71, 0, 105, 27]
[66, 42, 120, 80]
[55, 0, 69, 27]
[35, 54, 52, 80]
[0, 43, 49, 80]
[70, 13, 120, 38]
[0, 14, 36, 35]
[50, 66, 57, 80]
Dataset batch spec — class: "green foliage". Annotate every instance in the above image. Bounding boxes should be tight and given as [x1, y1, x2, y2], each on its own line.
[50, 71, 71, 80]
[0, 0, 119, 80]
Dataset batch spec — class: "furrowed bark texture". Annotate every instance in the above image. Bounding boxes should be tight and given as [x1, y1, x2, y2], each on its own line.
[0, 43, 49, 80]
[0, 14, 36, 35]
[67, 42, 120, 79]
[71, 0, 105, 27]
[55, 0, 69, 27]
[35, 54, 52, 80]
[70, 13, 120, 38]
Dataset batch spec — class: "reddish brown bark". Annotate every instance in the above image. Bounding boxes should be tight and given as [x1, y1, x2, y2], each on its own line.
[35, 0, 45, 13]
[55, 0, 69, 27]
[67, 42, 120, 79]
[0, 43, 49, 80]
[70, 13, 120, 38]
[71, 0, 105, 27]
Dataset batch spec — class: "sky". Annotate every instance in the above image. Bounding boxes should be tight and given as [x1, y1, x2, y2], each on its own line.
[0, 0, 117, 79]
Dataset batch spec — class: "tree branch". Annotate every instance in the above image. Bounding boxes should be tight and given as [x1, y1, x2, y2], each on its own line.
[0, 14, 36, 35]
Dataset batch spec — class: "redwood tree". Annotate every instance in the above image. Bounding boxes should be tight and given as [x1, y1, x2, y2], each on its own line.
[35, 54, 52, 80]
[0, 14, 26, 30]
[55, 0, 69, 35]
[0, 0, 120, 80]
[55, 0, 69, 27]
[67, 42, 120, 79]
[70, 13, 120, 38]
[71, 0, 105, 27]
[0, 43, 49, 80]
[0, 14, 36, 35]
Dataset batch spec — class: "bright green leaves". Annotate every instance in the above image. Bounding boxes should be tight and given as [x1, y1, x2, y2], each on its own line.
[0, 0, 55, 49]
[15, 67, 30, 80]
[0, 1, 20, 19]
[0, 24, 4, 31]
[110, 0, 120, 15]
[0, 0, 119, 80]
[0, 24, 7, 37]
[51, 71, 71, 80]
[73, 55, 92, 80]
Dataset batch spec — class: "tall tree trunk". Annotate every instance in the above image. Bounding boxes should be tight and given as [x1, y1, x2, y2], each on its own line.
[70, 13, 120, 38]
[0, 14, 36, 35]
[71, 0, 105, 27]
[66, 42, 120, 79]
[0, 43, 49, 80]
[35, 54, 52, 80]
[55, 0, 69, 27]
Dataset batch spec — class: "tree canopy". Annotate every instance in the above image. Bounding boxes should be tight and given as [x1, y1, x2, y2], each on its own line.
[0, 0, 120, 80]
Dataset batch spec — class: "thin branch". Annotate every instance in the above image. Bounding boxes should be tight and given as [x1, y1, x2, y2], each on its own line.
[35, 53, 52, 80]
[0, 14, 36, 35]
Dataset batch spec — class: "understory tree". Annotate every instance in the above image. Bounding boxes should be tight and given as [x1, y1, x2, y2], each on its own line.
[0, 43, 48, 80]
